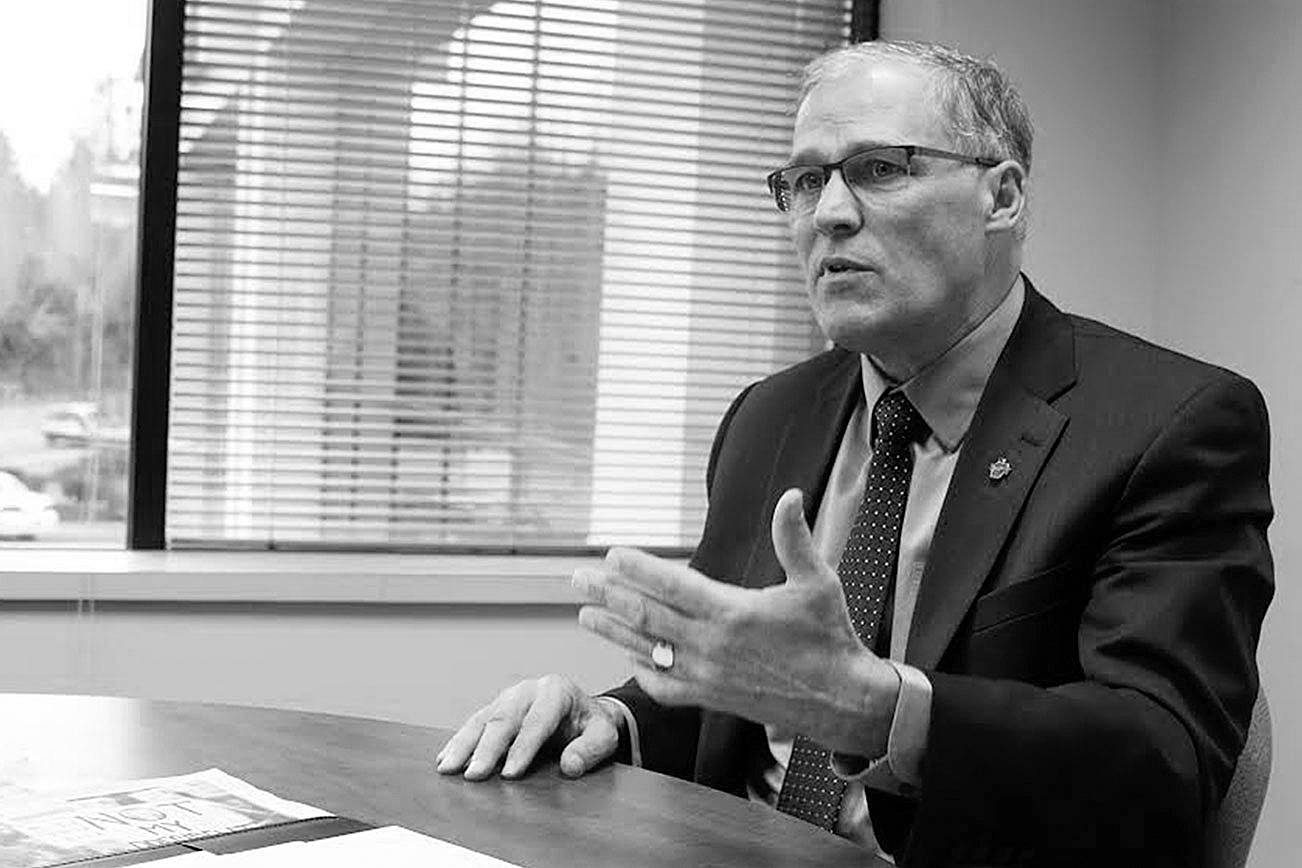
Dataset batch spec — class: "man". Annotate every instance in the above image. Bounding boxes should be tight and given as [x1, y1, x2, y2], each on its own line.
[437, 40, 1273, 867]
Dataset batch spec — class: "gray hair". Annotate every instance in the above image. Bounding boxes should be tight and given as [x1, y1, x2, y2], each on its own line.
[799, 40, 1034, 176]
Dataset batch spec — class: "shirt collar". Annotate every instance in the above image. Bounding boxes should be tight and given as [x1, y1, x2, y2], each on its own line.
[859, 275, 1026, 452]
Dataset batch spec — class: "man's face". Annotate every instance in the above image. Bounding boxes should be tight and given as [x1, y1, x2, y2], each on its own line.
[789, 58, 996, 375]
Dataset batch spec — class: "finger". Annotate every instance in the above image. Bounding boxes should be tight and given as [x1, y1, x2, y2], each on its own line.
[604, 546, 727, 614]
[770, 487, 825, 585]
[630, 660, 700, 707]
[558, 707, 620, 777]
[573, 570, 691, 643]
[577, 605, 680, 670]
[499, 690, 569, 778]
[572, 565, 643, 612]
[464, 712, 524, 780]
[571, 565, 611, 605]
[435, 707, 492, 774]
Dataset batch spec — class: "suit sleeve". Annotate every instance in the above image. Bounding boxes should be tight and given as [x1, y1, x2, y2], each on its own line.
[601, 382, 757, 780]
[904, 375, 1274, 867]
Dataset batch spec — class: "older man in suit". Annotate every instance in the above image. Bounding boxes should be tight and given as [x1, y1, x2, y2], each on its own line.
[437, 40, 1273, 867]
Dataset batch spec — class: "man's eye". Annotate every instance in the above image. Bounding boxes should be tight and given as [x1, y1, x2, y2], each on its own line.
[789, 170, 824, 193]
[858, 158, 907, 181]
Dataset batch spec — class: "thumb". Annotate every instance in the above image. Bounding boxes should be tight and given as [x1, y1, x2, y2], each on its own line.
[771, 487, 825, 584]
[559, 712, 619, 777]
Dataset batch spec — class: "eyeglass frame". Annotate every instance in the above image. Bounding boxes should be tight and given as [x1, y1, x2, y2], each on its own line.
[765, 144, 1001, 213]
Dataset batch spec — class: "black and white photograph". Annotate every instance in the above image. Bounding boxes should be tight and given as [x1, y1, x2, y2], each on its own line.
[0, 1, 1293, 866]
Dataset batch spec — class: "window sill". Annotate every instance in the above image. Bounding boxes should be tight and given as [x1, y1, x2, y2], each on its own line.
[0, 551, 597, 604]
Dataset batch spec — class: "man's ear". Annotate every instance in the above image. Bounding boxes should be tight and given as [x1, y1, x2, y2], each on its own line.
[984, 160, 1027, 234]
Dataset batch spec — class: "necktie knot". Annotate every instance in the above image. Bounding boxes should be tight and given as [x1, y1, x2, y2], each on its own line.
[871, 389, 928, 452]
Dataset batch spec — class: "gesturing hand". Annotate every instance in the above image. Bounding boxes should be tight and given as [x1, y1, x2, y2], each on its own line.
[573, 488, 898, 758]
[436, 675, 623, 780]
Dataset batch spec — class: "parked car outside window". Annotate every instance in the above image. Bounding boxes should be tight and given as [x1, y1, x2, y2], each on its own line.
[0, 470, 60, 540]
[41, 403, 130, 448]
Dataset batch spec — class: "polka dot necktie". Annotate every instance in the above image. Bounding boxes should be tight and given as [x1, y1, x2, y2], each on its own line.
[775, 389, 928, 831]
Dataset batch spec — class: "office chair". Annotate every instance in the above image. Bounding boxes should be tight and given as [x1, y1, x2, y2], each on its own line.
[1203, 689, 1272, 868]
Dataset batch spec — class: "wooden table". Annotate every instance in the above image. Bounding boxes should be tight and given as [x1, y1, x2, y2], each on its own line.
[0, 694, 884, 867]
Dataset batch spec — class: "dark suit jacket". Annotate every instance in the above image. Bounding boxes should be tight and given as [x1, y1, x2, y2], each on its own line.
[607, 280, 1273, 867]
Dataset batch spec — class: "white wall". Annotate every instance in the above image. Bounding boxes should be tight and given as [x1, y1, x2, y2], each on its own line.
[0, 603, 629, 729]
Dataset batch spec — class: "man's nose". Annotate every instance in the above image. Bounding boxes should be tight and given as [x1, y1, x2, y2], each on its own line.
[812, 169, 863, 235]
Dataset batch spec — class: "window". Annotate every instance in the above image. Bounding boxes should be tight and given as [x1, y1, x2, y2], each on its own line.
[2, 0, 856, 555]
[0, 0, 145, 548]
[164, 0, 851, 553]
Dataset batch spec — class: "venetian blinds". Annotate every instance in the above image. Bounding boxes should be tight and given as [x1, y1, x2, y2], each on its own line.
[168, 0, 849, 550]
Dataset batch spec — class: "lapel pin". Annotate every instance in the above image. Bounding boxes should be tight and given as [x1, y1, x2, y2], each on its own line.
[988, 456, 1012, 482]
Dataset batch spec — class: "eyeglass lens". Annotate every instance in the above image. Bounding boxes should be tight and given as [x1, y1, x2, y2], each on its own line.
[776, 147, 911, 212]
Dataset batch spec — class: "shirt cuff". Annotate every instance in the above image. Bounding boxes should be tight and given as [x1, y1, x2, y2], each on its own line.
[595, 696, 642, 768]
[830, 661, 932, 797]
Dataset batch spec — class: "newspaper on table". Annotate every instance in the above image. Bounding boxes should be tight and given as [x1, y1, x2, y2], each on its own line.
[0, 768, 330, 868]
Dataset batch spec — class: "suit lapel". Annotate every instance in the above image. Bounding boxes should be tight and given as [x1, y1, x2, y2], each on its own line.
[741, 350, 862, 590]
[905, 283, 1077, 669]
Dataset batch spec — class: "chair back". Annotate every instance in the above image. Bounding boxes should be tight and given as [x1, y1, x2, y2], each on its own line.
[1204, 689, 1272, 868]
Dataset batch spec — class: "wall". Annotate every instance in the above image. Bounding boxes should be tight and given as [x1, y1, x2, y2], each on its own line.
[0, 601, 629, 728]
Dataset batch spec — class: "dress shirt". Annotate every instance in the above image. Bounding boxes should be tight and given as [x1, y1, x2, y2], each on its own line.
[603, 277, 1026, 860]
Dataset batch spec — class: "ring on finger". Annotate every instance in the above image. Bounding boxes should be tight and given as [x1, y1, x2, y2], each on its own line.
[650, 639, 676, 672]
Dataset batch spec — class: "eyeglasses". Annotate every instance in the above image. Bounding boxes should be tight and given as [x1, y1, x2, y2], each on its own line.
[765, 145, 1000, 213]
